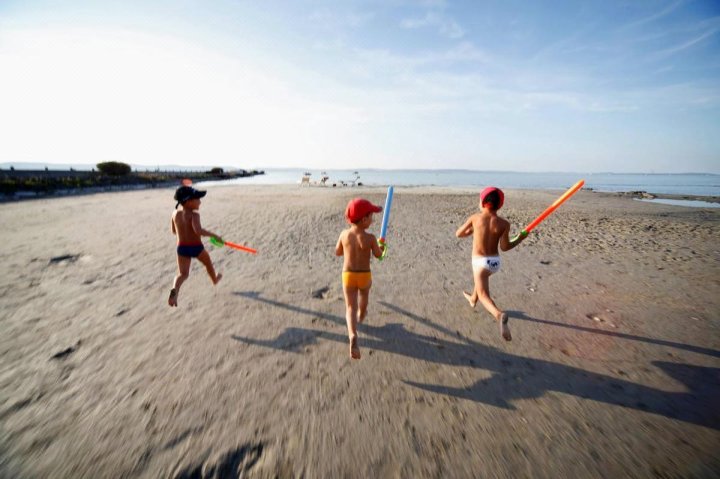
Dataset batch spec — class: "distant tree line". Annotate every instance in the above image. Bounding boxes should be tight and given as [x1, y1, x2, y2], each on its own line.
[0, 162, 263, 197]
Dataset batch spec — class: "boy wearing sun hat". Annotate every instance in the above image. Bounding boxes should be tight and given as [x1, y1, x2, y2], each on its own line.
[168, 185, 223, 307]
[335, 198, 386, 359]
[455, 187, 527, 341]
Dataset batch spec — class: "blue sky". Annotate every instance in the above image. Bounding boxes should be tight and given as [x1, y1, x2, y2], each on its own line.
[0, 0, 718, 172]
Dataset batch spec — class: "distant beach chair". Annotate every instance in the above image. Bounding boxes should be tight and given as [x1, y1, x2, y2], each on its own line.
[348, 171, 361, 187]
[300, 172, 311, 186]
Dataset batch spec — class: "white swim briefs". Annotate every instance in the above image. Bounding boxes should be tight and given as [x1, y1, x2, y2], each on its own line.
[472, 255, 501, 274]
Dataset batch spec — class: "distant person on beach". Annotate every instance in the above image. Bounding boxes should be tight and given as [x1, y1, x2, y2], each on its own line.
[455, 187, 527, 340]
[335, 198, 385, 359]
[168, 186, 223, 307]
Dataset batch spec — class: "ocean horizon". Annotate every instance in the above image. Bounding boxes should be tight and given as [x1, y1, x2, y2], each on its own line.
[196, 168, 720, 197]
[3, 163, 718, 196]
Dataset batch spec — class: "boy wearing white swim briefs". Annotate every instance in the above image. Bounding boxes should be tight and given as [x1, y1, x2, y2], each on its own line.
[456, 187, 527, 341]
[472, 255, 502, 274]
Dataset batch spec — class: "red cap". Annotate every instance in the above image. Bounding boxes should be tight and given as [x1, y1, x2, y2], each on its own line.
[345, 198, 382, 223]
[480, 186, 504, 210]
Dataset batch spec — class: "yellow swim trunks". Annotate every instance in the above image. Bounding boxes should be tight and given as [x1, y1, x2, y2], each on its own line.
[342, 271, 372, 289]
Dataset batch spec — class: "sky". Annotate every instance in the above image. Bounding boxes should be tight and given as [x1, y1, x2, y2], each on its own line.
[0, 0, 719, 173]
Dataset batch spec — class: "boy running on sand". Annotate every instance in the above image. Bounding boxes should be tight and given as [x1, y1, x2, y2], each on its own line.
[168, 186, 223, 307]
[335, 198, 385, 359]
[456, 187, 527, 341]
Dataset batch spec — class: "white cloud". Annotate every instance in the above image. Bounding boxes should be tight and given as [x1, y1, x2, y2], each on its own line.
[652, 26, 720, 58]
[349, 41, 489, 76]
[308, 10, 375, 30]
[0, 27, 369, 167]
[400, 11, 464, 38]
[619, 0, 685, 30]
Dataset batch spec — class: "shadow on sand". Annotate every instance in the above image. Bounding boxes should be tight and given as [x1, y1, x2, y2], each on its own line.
[507, 310, 720, 359]
[231, 291, 720, 430]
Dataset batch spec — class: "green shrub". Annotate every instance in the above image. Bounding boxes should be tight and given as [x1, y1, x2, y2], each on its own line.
[97, 161, 131, 176]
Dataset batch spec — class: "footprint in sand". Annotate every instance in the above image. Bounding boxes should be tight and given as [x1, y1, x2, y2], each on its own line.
[586, 312, 618, 328]
[48, 254, 81, 265]
[311, 286, 330, 299]
[50, 340, 81, 360]
[174, 443, 265, 479]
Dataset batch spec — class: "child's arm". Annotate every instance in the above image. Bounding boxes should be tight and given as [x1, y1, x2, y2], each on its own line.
[191, 213, 221, 241]
[369, 234, 384, 259]
[500, 224, 527, 251]
[170, 214, 176, 235]
[455, 217, 473, 238]
[335, 232, 344, 256]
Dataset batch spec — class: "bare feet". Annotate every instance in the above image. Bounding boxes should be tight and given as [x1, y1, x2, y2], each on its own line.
[168, 288, 178, 307]
[349, 335, 361, 360]
[499, 313, 511, 341]
[463, 291, 477, 308]
[213, 273, 223, 285]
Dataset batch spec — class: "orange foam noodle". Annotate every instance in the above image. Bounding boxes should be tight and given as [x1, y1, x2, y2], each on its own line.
[224, 241, 258, 254]
[524, 180, 584, 233]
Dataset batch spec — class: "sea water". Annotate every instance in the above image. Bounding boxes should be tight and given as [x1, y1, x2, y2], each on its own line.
[636, 198, 720, 208]
[199, 169, 720, 197]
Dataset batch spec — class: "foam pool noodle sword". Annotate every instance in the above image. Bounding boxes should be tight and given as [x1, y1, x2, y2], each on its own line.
[210, 236, 258, 255]
[510, 179, 585, 242]
[377, 186, 394, 261]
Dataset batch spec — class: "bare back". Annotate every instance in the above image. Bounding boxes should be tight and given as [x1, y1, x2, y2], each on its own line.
[471, 212, 509, 256]
[339, 227, 377, 272]
[172, 209, 202, 245]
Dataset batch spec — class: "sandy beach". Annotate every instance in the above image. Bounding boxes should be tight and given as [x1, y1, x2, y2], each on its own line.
[1, 185, 718, 478]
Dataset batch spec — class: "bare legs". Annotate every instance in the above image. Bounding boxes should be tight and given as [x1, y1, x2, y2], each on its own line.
[169, 255, 191, 307]
[197, 250, 222, 285]
[463, 290, 477, 308]
[342, 283, 360, 359]
[168, 252, 222, 307]
[466, 267, 511, 341]
[358, 286, 370, 324]
[343, 284, 372, 359]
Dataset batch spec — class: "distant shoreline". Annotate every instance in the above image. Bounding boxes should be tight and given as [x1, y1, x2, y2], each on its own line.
[1, 178, 717, 205]
[0, 168, 264, 201]
[187, 169, 720, 197]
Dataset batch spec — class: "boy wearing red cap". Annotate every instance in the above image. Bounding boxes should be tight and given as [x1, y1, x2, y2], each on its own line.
[168, 186, 223, 307]
[335, 198, 385, 359]
[455, 187, 527, 340]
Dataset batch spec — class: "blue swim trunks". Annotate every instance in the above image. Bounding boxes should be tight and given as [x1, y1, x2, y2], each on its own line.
[177, 243, 204, 258]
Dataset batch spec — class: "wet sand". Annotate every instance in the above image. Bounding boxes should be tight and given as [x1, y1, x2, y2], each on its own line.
[1, 185, 718, 478]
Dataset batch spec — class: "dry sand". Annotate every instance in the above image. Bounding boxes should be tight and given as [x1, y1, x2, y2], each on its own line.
[1, 185, 718, 478]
